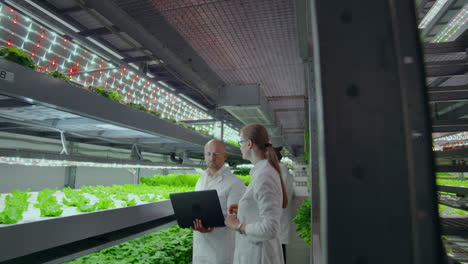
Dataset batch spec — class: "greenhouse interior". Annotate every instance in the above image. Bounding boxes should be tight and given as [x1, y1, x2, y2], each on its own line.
[0, 0, 466, 263]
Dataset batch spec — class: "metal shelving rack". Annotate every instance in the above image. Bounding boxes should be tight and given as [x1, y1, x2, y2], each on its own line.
[0, 200, 175, 264]
[0, 58, 242, 263]
[0, 59, 241, 162]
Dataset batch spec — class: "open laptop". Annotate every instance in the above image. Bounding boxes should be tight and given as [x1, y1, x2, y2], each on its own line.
[169, 190, 226, 228]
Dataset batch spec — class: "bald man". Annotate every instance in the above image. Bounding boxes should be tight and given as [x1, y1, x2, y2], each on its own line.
[191, 139, 246, 264]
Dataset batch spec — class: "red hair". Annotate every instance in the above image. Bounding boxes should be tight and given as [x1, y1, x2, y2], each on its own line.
[241, 124, 288, 208]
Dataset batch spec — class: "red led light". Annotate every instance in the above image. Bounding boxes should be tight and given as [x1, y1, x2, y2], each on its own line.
[6, 40, 12, 47]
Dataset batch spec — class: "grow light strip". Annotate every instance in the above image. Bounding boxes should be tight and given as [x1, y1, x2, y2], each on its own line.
[0, 2, 211, 122]
[0, 156, 195, 169]
[432, 5, 468, 43]
[418, 0, 449, 29]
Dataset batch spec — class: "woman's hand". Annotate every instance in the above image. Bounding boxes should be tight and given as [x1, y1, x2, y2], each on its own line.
[191, 218, 213, 233]
[224, 214, 240, 230]
[229, 204, 239, 215]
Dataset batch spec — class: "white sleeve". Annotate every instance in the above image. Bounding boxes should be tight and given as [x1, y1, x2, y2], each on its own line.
[244, 171, 282, 243]
[227, 179, 246, 209]
[195, 177, 202, 191]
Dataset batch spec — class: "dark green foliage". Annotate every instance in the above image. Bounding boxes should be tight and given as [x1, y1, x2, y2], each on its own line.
[226, 139, 240, 147]
[0, 46, 38, 69]
[85, 86, 123, 102]
[293, 199, 311, 247]
[66, 225, 193, 264]
[125, 102, 148, 112]
[48, 70, 70, 81]
[140, 174, 201, 187]
[233, 168, 250, 176]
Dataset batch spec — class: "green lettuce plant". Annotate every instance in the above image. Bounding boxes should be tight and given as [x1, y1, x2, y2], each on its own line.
[293, 199, 311, 247]
[85, 86, 123, 102]
[0, 189, 30, 224]
[35, 188, 63, 217]
[48, 70, 70, 81]
[66, 225, 193, 264]
[0, 46, 38, 69]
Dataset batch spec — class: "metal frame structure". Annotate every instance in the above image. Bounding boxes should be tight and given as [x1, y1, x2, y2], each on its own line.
[0, 200, 174, 263]
[0, 59, 242, 161]
[310, 0, 444, 263]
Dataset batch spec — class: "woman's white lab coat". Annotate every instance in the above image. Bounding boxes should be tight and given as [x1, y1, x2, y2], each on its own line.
[193, 166, 246, 264]
[233, 160, 284, 264]
[279, 163, 295, 244]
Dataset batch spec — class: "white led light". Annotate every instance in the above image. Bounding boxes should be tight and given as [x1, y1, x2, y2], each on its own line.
[419, 0, 449, 29]
[178, 93, 208, 112]
[86, 36, 124, 60]
[432, 5, 468, 42]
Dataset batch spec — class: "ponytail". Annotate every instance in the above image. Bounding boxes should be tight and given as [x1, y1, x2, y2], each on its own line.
[265, 144, 288, 209]
[241, 124, 288, 209]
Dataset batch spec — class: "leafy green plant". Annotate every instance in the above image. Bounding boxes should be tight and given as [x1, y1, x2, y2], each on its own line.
[0, 189, 30, 224]
[233, 168, 250, 176]
[226, 139, 240, 147]
[0, 46, 38, 69]
[126, 102, 148, 112]
[77, 202, 97, 213]
[95, 198, 115, 210]
[35, 188, 63, 217]
[236, 175, 251, 186]
[48, 70, 70, 81]
[149, 109, 161, 117]
[293, 199, 311, 247]
[140, 174, 200, 187]
[124, 198, 137, 207]
[62, 190, 90, 207]
[85, 86, 123, 102]
[66, 225, 193, 264]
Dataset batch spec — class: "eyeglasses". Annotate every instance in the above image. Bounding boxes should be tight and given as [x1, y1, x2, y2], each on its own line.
[204, 152, 224, 157]
[238, 139, 248, 145]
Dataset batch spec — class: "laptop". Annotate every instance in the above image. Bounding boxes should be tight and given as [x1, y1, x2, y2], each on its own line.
[169, 190, 226, 228]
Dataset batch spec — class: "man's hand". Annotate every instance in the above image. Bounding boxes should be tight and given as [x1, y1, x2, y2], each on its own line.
[229, 204, 238, 215]
[191, 218, 213, 233]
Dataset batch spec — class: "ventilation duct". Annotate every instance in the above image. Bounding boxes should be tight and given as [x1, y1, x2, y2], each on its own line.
[218, 85, 283, 146]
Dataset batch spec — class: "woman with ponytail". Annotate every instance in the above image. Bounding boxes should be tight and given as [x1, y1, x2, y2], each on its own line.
[225, 124, 287, 264]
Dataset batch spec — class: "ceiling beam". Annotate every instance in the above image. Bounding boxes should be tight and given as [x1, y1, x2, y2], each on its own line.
[59, 6, 83, 14]
[424, 41, 468, 54]
[274, 107, 305, 113]
[267, 95, 307, 101]
[78, 26, 120, 37]
[429, 85, 468, 102]
[432, 120, 468, 132]
[81, 0, 220, 105]
[122, 56, 153, 63]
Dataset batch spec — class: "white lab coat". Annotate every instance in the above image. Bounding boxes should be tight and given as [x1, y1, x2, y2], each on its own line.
[233, 160, 284, 264]
[279, 163, 295, 244]
[193, 165, 246, 264]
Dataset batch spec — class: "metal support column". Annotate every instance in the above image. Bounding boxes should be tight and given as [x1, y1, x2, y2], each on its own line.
[65, 166, 77, 189]
[307, 58, 322, 264]
[310, 0, 444, 263]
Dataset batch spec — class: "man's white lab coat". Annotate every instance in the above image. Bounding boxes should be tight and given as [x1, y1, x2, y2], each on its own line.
[192, 165, 246, 264]
[233, 160, 284, 264]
